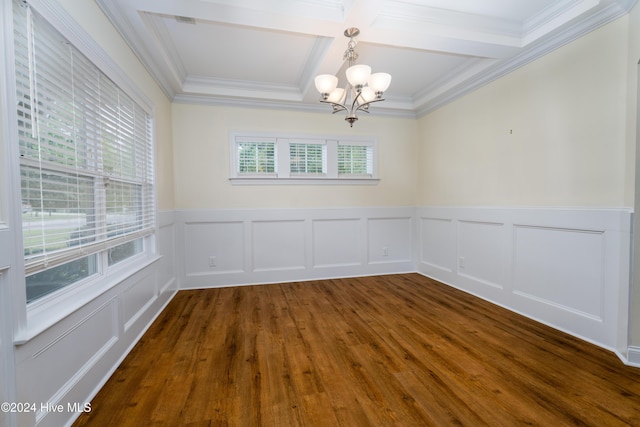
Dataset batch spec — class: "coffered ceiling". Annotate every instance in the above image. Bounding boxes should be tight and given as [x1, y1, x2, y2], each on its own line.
[96, 0, 636, 117]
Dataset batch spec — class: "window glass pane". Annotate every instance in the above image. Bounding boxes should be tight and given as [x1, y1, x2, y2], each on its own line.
[21, 166, 95, 257]
[237, 141, 275, 173]
[338, 144, 372, 175]
[108, 238, 143, 266]
[290, 143, 326, 174]
[106, 180, 143, 238]
[100, 76, 147, 181]
[26, 254, 97, 303]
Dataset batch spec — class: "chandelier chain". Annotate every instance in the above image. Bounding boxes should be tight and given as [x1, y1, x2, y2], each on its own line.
[343, 38, 359, 64]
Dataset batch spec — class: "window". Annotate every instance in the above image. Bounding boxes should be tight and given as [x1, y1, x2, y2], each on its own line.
[290, 142, 326, 175]
[230, 133, 377, 183]
[338, 143, 373, 176]
[237, 139, 276, 175]
[13, 0, 155, 302]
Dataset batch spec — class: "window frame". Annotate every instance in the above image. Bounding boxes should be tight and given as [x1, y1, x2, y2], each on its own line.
[234, 137, 278, 178]
[3, 0, 159, 340]
[289, 139, 327, 177]
[229, 132, 378, 185]
[337, 140, 375, 178]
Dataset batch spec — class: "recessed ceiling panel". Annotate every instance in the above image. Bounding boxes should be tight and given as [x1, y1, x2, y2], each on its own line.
[96, 0, 632, 116]
[159, 16, 318, 85]
[352, 43, 476, 98]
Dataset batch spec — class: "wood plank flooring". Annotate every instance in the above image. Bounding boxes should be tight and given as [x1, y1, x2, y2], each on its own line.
[73, 274, 640, 426]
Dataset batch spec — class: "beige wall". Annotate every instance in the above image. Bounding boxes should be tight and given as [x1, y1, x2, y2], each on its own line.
[58, 0, 175, 210]
[416, 15, 630, 207]
[172, 103, 418, 209]
[628, 0, 640, 347]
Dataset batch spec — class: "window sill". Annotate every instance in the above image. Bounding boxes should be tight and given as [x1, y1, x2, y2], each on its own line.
[15, 254, 162, 345]
[229, 177, 380, 185]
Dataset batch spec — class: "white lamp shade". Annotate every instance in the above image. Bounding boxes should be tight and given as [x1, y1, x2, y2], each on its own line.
[369, 73, 392, 93]
[327, 87, 345, 104]
[360, 87, 376, 103]
[314, 74, 338, 94]
[346, 64, 371, 87]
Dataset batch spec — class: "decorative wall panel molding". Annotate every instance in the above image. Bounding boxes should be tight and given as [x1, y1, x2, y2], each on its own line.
[175, 207, 416, 289]
[416, 206, 632, 357]
[367, 217, 413, 265]
[312, 218, 362, 268]
[512, 225, 605, 320]
[183, 221, 245, 276]
[252, 220, 307, 272]
[419, 217, 455, 273]
[457, 219, 506, 290]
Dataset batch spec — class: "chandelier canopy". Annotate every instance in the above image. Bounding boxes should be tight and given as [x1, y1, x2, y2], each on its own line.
[314, 28, 392, 127]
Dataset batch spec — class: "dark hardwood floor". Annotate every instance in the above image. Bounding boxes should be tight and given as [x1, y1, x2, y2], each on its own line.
[73, 273, 640, 426]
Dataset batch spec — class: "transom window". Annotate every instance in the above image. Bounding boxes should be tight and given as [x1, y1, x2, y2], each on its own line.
[230, 133, 377, 184]
[237, 140, 276, 174]
[338, 143, 373, 176]
[290, 142, 326, 175]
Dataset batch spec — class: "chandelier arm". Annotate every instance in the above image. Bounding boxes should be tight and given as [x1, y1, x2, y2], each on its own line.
[355, 97, 385, 113]
[319, 99, 349, 115]
[331, 104, 348, 114]
[350, 90, 363, 112]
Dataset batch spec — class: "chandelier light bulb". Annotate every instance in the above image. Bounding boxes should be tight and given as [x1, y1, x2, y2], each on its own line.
[360, 87, 376, 103]
[369, 73, 392, 93]
[314, 74, 338, 95]
[346, 64, 371, 87]
[327, 87, 346, 104]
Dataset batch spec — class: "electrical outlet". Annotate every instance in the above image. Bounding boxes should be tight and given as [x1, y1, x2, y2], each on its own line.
[209, 256, 216, 267]
[383, 246, 389, 257]
[458, 257, 465, 269]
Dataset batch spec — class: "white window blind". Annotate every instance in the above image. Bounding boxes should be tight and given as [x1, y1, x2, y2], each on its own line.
[13, 0, 155, 280]
[236, 139, 276, 174]
[289, 142, 326, 174]
[338, 142, 373, 176]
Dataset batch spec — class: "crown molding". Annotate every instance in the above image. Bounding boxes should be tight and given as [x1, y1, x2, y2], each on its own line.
[95, 0, 178, 101]
[173, 93, 417, 118]
[415, 0, 638, 117]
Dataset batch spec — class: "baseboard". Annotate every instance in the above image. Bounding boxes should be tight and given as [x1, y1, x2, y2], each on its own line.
[626, 346, 640, 367]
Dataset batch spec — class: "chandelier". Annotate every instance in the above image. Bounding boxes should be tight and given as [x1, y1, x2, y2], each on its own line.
[314, 28, 391, 127]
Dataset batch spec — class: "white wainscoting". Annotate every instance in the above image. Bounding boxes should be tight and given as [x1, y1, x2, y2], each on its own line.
[628, 346, 640, 366]
[13, 210, 177, 427]
[176, 207, 415, 289]
[0, 264, 13, 427]
[416, 206, 632, 357]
